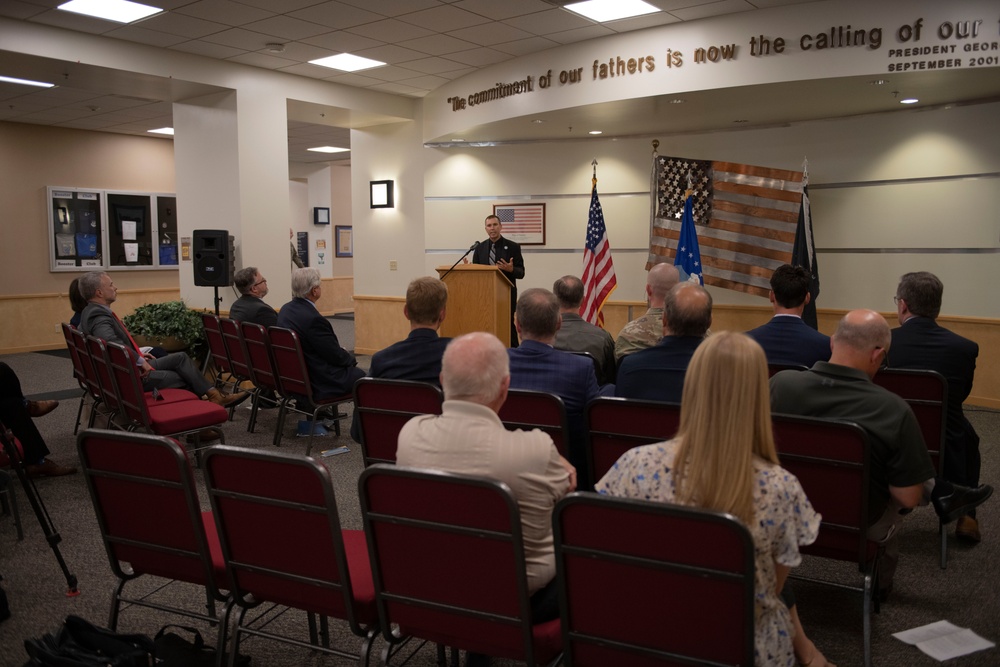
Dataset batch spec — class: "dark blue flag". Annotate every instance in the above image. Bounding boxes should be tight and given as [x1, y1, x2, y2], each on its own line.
[673, 195, 703, 285]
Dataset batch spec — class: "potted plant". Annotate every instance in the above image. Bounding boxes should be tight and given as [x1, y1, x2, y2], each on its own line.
[122, 300, 206, 358]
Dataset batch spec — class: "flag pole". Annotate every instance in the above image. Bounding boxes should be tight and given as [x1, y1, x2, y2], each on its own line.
[647, 140, 659, 270]
[592, 158, 598, 190]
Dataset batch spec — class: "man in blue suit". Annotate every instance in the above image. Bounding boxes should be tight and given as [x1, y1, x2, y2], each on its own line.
[746, 264, 831, 368]
[277, 267, 364, 401]
[888, 271, 984, 543]
[508, 288, 603, 483]
[616, 282, 712, 403]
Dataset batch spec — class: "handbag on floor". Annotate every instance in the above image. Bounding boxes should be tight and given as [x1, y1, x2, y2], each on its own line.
[23, 615, 155, 666]
[154, 625, 250, 667]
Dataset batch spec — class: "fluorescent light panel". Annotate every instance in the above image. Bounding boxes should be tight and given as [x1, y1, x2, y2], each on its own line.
[307, 146, 350, 153]
[309, 54, 386, 72]
[58, 0, 162, 23]
[147, 127, 174, 135]
[565, 0, 659, 22]
[0, 75, 54, 88]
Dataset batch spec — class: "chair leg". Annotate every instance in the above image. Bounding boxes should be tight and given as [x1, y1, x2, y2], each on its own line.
[863, 566, 875, 667]
[273, 400, 290, 448]
[939, 520, 948, 569]
[73, 393, 86, 435]
[108, 579, 127, 630]
[246, 390, 260, 433]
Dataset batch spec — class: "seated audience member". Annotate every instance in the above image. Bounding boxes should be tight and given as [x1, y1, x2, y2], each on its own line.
[746, 264, 831, 367]
[615, 282, 711, 402]
[888, 271, 984, 543]
[68, 278, 87, 328]
[350, 276, 450, 443]
[229, 266, 278, 327]
[552, 275, 616, 385]
[0, 362, 76, 477]
[78, 271, 247, 408]
[277, 267, 365, 401]
[598, 332, 831, 667]
[397, 332, 575, 632]
[771, 310, 993, 596]
[615, 262, 679, 361]
[508, 288, 604, 482]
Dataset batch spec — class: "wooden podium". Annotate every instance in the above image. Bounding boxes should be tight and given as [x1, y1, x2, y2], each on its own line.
[436, 264, 514, 346]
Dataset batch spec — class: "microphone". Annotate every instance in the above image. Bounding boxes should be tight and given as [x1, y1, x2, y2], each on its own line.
[440, 241, 480, 281]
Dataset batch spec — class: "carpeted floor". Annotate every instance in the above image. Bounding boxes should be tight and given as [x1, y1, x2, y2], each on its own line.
[0, 317, 997, 666]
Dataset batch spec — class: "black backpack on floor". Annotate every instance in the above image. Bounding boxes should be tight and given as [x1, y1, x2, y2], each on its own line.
[23, 615, 155, 667]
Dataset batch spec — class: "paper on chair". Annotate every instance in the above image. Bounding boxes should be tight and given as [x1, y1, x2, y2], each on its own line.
[893, 620, 995, 661]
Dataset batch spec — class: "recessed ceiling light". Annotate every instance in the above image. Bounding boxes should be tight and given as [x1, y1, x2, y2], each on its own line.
[900, 98, 919, 104]
[589, 130, 602, 135]
[532, 119, 544, 124]
[451, 139, 465, 142]
[265, 43, 286, 53]
[733, 119, 748, 124]
[0, 75, 54, 88]
[58, 0, 162, 23]
[869, 79, 889, 85]
[669, 98, 686, 104]
[148, 127, 174, 135]
[309, 54, 385, 72]
[307, 146, 350, 153]
[565, 0, 659, 22]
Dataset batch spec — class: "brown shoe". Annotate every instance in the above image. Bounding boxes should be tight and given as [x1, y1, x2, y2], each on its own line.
[27, 400, 59, 418]
[186, 428, 223, 444]
[206, 389, 250, 409]
[956, 515, 981, 544]
[26, 458, 77, 478]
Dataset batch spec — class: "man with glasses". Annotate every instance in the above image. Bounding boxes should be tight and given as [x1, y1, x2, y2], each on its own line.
[770, 309, 992, 599]
[230, 267, 278, 327]
[889, 272, 984, 543]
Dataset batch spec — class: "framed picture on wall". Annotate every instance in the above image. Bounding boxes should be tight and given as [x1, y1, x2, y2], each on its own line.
[492, 203, 545, 245]
[335, 225, 353, 258]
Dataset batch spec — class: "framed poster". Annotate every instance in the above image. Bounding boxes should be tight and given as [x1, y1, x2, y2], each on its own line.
[335, 225, 353, 258]
[492, 203, 545, 245]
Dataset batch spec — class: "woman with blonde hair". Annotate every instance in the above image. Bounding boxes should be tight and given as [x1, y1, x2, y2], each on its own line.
[596, 331, 833, 667]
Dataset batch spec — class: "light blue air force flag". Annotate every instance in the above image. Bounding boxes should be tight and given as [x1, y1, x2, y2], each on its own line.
[674, 195, 703, 284]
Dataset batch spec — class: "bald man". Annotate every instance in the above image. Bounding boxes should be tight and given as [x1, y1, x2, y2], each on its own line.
[771, 309, 992, 596]
[615, 282, 711, 403]
[614, 263, 680, 361]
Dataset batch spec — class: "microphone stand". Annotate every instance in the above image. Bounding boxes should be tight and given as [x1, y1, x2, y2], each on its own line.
[439, 242, 480, 281]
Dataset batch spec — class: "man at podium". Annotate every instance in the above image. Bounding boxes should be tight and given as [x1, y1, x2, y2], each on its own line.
[472, 214, 524, 346]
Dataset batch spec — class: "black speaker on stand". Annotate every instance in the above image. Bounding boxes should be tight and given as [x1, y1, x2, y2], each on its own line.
[193, 229, 234, 316]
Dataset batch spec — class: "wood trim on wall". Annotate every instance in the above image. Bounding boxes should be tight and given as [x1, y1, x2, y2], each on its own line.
[315, 276, 354, 316]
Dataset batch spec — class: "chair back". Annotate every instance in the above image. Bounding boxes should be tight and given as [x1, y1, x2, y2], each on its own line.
[70, 328, 103, 401]
[553, 493, 754, 666]
[585, 397, 681, 488]
[239, 321, 280, 394]
[268, 326, 315, 404]
[76, 429, 225, 593]
[219, 318, 252, 381]
[202, 446, 374, 634]
[772, 414, 875, 566]
[85, 335, 122, 414]
[61, 323, 88, 391]
[768, 363, 808, 377]
[200, 312, 231, 377]
[874, 368, 947, 472]
[105, 340, 153, 429]
[497, 389, 569, 458]
[359, 465, 561, 666]
[354, 378, 444, 466]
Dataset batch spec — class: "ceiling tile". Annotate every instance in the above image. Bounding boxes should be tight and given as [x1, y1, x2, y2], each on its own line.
[278, 62, 349, 79]
[399, 5, 491, 31]
[447, 21, 533, 46]
[369, 81, 429, 96]
[227, 51, 299, 69]
[289, 1, 386, 29]
[354, 44, 428, 64]
[173, 0, 275, 25]
[346, 18, 434, 42]
[105, 25, 190, 47]
[451, 0, 552, 21]
[603, 11, 679, 32]
[354, 65, 429, 82]
[393, 73, 450, 90]
[491, 36, 559, 56]
[501, 8, 593, 36]
[233, 0, 324, 11]
[396, 33, 478, 56]
[324, 72, 386, 87]
[202, 27, 282, 50]
[25, 9, 116, 34]
[169, 39, 247, 58]
[0, 0, 49, 20]
[260, 41, 332, 62]
[396, 56, 470, 75]
[301, 30, 382, 52]
[134, 11, 230, 39]
[443, 47, 512, 67]
[336, 0, 440, 16]
[433, 66, 476, 80]
[547, 25, 614, 45]
[240, 15, 331, 40]
[669, 0, 754, 21]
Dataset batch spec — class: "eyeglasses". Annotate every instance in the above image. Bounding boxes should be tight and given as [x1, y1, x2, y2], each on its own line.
[253, 278, 267, 287]
[892, 295, 900, 305]
[875, 346, 889, 370]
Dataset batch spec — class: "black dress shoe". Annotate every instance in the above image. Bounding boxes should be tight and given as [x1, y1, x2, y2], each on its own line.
[932, 484, 993, 523]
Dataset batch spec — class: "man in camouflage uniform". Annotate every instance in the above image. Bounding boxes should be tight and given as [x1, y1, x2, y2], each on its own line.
[614, 263, 679, 361]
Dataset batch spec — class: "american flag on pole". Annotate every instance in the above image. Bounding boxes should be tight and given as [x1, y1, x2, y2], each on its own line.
[648, 155, 805, 298]
[581, 180, 617, 326]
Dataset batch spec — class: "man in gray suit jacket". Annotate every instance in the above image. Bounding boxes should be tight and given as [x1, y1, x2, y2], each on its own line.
[229, 266, 278, 327]
[78, 271, 247, 408]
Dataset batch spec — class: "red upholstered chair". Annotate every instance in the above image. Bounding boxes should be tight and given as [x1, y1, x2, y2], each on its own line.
[874, 367, 950, 568]
[61, 323, 92, 434]
[76, 429, 230, 656]
[584, 397, 681, 489]
[772, 413, 877, 667]
[553, 493, 755, 666]
[84, 335, 124, 428]
[353, 378, 443, 466]
[202, 445, 379, 664]
[497, 389, 569, 458]
[104, 340, 227, 448]
[267, 326, 353, 454]
[201, 312, 236, 394]
[359, 464, 563, 667]
[238, 321, 281, 434]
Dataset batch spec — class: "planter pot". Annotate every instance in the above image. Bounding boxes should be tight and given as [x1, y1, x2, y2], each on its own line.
[133, 335, 188, 352]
